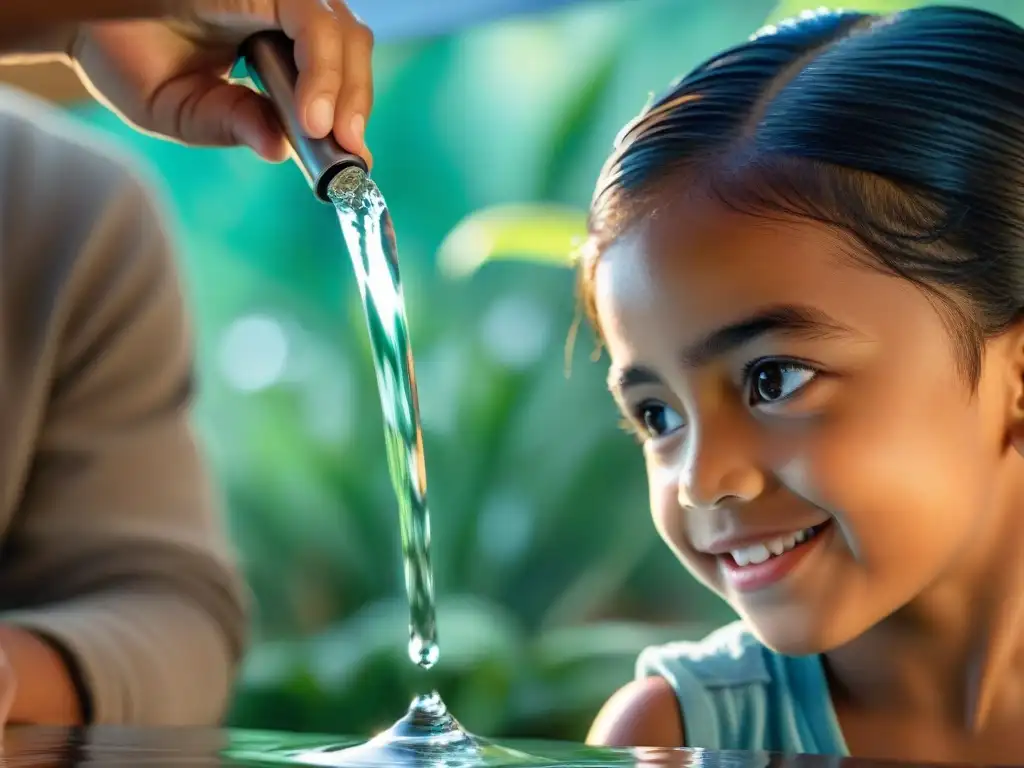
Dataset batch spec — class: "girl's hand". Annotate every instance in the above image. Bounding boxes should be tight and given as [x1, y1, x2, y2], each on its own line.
[70, 0, 374, 166]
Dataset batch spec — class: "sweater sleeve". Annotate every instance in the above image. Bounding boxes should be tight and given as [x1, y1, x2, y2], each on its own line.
[0, 88, 249, 726]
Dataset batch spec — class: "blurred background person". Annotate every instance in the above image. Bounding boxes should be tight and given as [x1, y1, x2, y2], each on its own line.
[0, 0, 372, 726]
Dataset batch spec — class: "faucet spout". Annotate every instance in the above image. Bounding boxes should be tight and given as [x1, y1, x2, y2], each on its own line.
[240, 31, 368, 202]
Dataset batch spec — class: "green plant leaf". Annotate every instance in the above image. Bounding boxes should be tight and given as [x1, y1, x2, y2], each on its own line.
[437, 204, 588, 277]
[538, 29, 626, 201]
[764, 0, 919, 25]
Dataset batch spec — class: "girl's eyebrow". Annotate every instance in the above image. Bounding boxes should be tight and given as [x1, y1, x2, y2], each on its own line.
[608, 364, 659, 394]
[680, 303, 854, 368]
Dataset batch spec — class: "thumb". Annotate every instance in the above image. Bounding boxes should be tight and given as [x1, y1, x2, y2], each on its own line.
[150, 73, 290, 162]
[0, 650, 15, 727]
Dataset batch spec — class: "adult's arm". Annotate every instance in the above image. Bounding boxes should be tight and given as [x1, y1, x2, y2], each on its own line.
[0, 88, 249, 725]
[0, 0, 184, 59]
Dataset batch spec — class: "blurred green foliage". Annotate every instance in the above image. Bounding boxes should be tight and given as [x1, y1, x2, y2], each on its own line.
[62, 0, 1024, 746]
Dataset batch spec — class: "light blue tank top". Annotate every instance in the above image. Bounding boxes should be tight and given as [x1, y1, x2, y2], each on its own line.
[636, 621, 849, 754]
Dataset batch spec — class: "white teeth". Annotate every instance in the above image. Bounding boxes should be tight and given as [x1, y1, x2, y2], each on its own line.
[729, 527, 818, 567]
[733, 543, 771, 566]
[768, 535, 796, 556]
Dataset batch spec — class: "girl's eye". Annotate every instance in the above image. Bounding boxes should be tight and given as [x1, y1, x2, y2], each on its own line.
[637, 401, 685, 438]
[747, 360, 817, 406]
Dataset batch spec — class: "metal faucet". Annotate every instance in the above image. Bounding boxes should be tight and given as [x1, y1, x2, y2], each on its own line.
[240, 31, 368, 203]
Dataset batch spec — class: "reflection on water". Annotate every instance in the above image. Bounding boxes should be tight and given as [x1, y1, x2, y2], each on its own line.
[256, 737, 777, 767]
[0, 725, 913, 767]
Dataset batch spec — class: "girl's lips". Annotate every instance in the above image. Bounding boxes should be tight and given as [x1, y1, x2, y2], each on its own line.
[718, 520, 833, 592]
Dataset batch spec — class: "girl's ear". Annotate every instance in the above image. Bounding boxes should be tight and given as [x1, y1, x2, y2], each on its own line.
[1004, 326, 1024, 459]
[1010, 418, 1024, 460]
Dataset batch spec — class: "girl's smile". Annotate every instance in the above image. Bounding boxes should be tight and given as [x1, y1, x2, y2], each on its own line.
[705, 519, 834, 593]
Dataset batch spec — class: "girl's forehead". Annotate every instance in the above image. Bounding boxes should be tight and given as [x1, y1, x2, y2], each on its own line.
[593, 201, 938, 358]
[595, 204, 844, 318]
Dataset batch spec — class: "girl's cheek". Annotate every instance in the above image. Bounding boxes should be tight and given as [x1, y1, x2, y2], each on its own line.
[647, 453, 680, 536]
[772, 438, 832, 511]
[646, 452, 696, 560]
[774, 446, 868, 560]
[772, 413, 922, 564]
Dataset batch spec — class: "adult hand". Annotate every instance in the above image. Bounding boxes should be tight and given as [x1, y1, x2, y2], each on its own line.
[0, 647, 14, 729]
[70, 0, 374, 166]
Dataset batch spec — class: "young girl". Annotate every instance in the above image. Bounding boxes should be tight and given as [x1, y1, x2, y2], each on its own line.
[581, 5, 1024, 763]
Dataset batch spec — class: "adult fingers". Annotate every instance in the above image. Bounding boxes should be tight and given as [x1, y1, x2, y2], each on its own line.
[149, 72, 290, 161]
[0, 650, 14, 727]
[282, 0, 346, 140]
[280, 0, 374, 164]
[335, 16, 373, 167]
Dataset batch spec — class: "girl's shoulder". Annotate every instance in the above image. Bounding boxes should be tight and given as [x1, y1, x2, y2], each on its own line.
[635, 620, 845, 753]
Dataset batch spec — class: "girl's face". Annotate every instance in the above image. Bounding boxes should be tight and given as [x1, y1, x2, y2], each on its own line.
[594, 193, 1018, 655]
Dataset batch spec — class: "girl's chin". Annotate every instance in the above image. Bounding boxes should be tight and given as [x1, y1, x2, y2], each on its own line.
[750, 628, 832, 657]
[737, 603, 860, 657]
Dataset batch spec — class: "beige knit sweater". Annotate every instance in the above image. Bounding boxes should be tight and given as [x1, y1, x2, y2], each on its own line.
[0, 87, 248, 726]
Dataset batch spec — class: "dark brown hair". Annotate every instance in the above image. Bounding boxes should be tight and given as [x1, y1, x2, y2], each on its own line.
[578, 6, 1024, 383]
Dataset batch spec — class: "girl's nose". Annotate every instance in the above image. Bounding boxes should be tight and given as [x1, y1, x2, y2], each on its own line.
[677, 416, 766, 512]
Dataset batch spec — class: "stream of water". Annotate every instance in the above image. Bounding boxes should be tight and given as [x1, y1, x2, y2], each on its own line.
[288, 167, 716, 767]
[328, 166, 439, 672]
[318, 166, 536, 766]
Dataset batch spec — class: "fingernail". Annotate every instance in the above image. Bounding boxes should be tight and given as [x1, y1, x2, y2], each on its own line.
[350, 114, 365, 149]
[307, 96, 333, 136]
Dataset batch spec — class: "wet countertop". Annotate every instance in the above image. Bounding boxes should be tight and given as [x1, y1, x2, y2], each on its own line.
[0, 726, 971, 767]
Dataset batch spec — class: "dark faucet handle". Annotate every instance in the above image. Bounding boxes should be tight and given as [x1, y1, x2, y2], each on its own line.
[240, 31, 368, 202]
